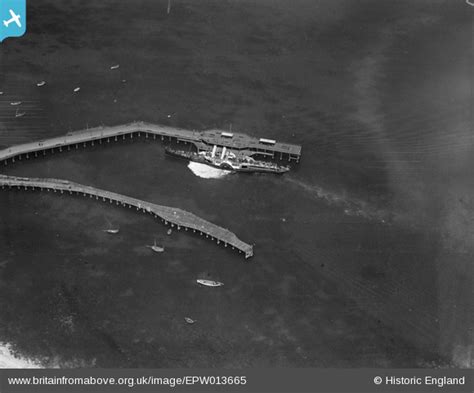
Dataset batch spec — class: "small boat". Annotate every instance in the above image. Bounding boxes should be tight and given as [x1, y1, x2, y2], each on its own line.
[10, 101, 21, 106]
[103, 218, 119, 234]
[14, 108, 25, 118]
[147, 239, 164, 253]
[110, 64, 120, 70]
[196, 279, 224, 287]
[121, 79, 127, 83]
[73, 87, 80, 93]
[0, 92, 3, 95]
[167, 228, 172, 235]
[184, 317, 196, 324]
[36, 81, 46, 87]
[103, 228, 119, 234]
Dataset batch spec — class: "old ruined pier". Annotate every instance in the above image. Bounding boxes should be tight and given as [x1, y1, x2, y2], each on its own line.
[0, 175, 254, 258]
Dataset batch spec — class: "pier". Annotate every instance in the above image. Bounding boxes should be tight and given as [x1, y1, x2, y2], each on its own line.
[0, 121, 302, 164]
[0, 122, 273, 258]
[0, 174, 254, 258]
[0, 121, 299, 259]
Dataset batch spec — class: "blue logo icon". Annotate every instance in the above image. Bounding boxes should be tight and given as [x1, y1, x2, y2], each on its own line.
[0, 0, 26, 42]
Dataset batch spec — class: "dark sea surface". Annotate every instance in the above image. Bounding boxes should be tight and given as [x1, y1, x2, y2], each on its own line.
[0, 0, 472, 367]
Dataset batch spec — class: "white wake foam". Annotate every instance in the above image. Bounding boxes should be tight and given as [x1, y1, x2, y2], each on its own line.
[0, 343, 42, 368]
[187, 162, 231, 179]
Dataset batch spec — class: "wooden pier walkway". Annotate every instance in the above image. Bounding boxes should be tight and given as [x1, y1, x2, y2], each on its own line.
[0, 174, 254, 258]
[0, 121, 302, 163]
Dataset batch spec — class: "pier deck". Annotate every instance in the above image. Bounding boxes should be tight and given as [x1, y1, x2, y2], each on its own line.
[0, 175, 254, 258]
[0, 121, 302, 163]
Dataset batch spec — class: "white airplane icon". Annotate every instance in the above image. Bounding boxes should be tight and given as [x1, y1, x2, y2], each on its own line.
[3, 9, 21, 28]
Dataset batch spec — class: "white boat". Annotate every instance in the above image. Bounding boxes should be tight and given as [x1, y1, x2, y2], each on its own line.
[10, 101, 21, 106]
[103, 218, 119, 234]
[0, 92, 4, 95]
[14, 108, 25, 118]
[196, 279, 224, 287]
[184, 317, 197, 324]
[103, 228, 119, 234]
[167, 228, 172, 235]
[147, 239, 164, 253]
[110, 64, 120, 70]
[37, 81, 46, 87]
[73, 87, 80, 92]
